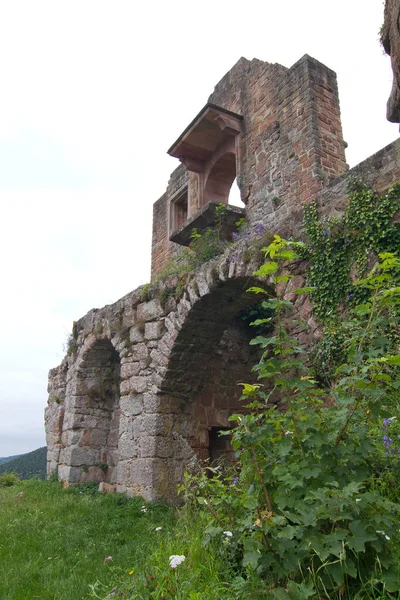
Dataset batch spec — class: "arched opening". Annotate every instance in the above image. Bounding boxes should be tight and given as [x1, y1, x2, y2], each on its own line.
[156, 277, 274, 500]
[69, 339, 121, 483]
[203, 152, 237, 206]
[228, 177, 245, 208]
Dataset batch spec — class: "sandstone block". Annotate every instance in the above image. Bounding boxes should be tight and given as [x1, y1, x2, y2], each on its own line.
[99, 482, 116, 494]
[137, 299, 164, 322]
[195, 272, 210, 297]
[120, 379, 130, 395]
[131, 342, 149, 362]
[140, 435, 173, 458]
[116, 460, 132, 483]
[121, 362, 141, 379]
[150, 348, 169, 368]
[129, 324, 145, 343]
[120, 395, 143, 416]
[122, 307, 136, 328]
[67, 445, 100, 466]
[118, 432, 139, 460]
[130, 376, 149, 394]
[145, 321, 165, 340]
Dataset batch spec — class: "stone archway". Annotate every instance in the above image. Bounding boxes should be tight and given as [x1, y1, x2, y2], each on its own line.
[58, 338, 121, 484]
[152, 274, 270, 501]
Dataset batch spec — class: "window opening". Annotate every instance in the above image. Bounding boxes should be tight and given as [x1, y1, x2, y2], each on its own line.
[209, 427, 234, 464]
[170, 188, 188, 234]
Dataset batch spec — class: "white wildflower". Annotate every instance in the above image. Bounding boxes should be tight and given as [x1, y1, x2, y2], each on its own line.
[155, 527, 162, 531]
[376, 530, 390, 540]
[169, 554, 186, 568]
[223, 531, 233, 538]
[355, 499, 361, 503]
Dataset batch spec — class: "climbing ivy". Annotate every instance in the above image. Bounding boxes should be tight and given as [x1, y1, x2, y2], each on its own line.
[302, 179, 400, 322]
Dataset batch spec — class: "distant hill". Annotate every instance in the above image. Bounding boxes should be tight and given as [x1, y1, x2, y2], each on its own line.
[0, 454, 20, 465]
[0, 447, 47, 480]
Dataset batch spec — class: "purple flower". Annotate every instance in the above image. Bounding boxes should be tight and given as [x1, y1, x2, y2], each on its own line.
[232, 232, 240, 240]
[232, 477, 239, 485]
[104, 556, 112, 564]
[253, 223, 265, 235]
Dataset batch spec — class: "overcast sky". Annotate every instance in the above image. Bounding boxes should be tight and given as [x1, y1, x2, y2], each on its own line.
[0, 0, 398, 457]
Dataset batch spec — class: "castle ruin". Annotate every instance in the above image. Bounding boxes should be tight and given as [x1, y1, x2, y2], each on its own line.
[45, 53, 400, 501]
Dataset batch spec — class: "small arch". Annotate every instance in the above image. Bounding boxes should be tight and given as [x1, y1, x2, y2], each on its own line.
[203, 152, 237, 206]
[68, 339, 121, 483]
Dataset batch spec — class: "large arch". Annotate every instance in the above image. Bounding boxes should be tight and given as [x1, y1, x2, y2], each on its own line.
[153, 274, 271, 501]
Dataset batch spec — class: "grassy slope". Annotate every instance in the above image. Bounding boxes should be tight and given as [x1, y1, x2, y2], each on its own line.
[0, 446, 47, 479]
[0, 479, 236, 600]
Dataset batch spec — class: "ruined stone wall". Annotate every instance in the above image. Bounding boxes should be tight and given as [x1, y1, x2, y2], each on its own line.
[45, 251, 271, 500]
[151, 55, 347, 278]
[46, 55, 400, 502]
[207, 55, 347, 218]
[316, 138, 400, 220]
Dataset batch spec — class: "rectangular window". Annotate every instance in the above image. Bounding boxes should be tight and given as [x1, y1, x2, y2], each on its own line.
[170, 187, 188, 234]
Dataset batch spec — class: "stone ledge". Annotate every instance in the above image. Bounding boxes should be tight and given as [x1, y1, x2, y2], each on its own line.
[169, 201, 244, 246]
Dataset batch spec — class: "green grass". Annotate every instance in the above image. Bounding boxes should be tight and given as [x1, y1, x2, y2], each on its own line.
[0, 479, 176, 600]
[1, 478, 398, 599]
[0, 479, 245, 600]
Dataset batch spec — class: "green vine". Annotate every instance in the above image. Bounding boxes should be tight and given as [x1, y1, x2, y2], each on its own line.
[303, 179, 400, 322]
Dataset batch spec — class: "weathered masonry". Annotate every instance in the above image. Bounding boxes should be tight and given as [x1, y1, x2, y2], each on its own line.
[45, 54, 400, 501]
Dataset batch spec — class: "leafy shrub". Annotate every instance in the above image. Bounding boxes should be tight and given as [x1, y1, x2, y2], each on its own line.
[0, 471, 21, 487]
[181, 237, 400, 599]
